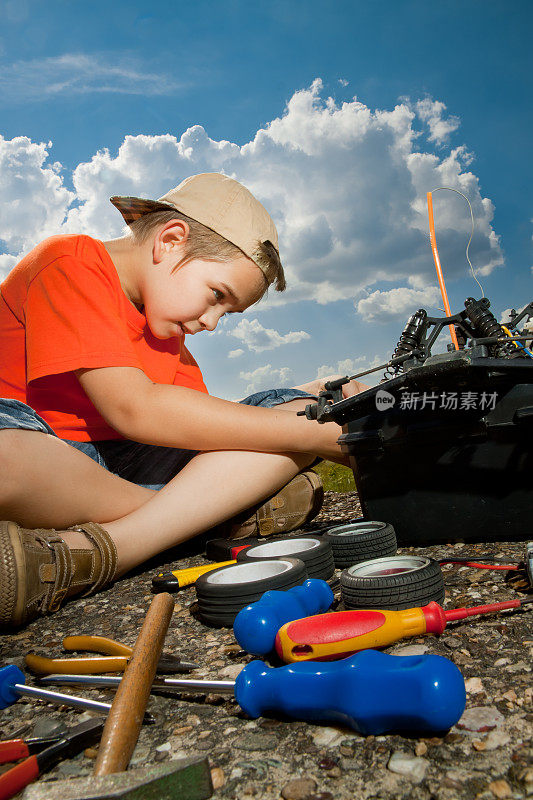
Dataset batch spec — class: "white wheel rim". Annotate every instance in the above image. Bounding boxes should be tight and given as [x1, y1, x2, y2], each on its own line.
[327, 522, 385, 537]
[205, 559, 295, 585]
[245, 538, 321, 558]
[346, 555, 430, 578]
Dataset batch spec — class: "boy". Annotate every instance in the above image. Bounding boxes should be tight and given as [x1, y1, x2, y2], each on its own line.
[0, 173, 366, 628]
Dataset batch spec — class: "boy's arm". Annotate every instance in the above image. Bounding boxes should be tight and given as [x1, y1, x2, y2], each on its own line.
[75, 366, 349, 463]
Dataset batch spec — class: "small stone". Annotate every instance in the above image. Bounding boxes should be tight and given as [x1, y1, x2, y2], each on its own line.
[233, 733, 278, 751]
[441, 636, 463, 650]
[472, 738, 487, 751]
[414, 742, 428, 756]
[198, 730, 211, 739]
[392, 644, 429, 656]
[465, 677, 484, 694]
[32, 716, 68, 738]
[311, 727, 345, 747]
[488, 778, 512, 798]
[484, 730, 511, 750]
[339, 746, 353, 757]
[456, 706, 505, 732]
[505, 661, 531, 673]
[318, 756, 338, 770]
[173, 725, 193, 735]
[502, 689, 517, 702]
[326, 766, 342, 778]
[387, 751, 428, 783]
[210, 766, 225, 789]
[84, 747, 98, 759]
[219, 663, 246, 680]
[494, 658, 510, 667]
[155, 742, 171, 753]
[281, 777, 318, 799]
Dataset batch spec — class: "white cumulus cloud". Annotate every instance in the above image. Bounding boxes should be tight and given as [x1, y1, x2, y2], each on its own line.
[228, 348, 244, 358]
[239, 364, 293, 393]
[356, 286, 442, 323]
[415, 99, 460, 145]
[0, 136, 74, 259]
[230, 318, 310, 352]
[0, 80, 503, 302]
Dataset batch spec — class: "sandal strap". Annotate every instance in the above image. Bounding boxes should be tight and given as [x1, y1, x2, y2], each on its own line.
[69, 522, 118, 596]
[35, 530, 74, 613]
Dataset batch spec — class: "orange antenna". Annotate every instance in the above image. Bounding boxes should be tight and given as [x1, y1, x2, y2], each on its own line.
[427, 191, 460, 350]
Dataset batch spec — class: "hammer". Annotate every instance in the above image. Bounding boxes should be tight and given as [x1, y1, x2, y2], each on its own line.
[93, 592, 174, 776]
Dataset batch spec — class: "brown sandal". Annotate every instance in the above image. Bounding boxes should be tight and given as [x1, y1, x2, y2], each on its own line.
[0, 521, 117, 628]
[212, 469, 324, 540]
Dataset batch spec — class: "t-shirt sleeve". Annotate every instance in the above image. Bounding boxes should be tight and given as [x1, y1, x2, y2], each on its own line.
[173, 342, 209, 394]
[25, 255, 143, 383]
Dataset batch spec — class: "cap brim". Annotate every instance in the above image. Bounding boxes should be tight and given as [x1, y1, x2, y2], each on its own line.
[110, 196, 178, 226]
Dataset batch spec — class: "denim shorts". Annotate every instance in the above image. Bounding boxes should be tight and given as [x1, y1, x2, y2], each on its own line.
[0, 389, 317, 491]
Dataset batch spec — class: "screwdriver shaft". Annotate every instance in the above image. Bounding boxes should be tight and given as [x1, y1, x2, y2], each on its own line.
[39, 674, 235, 694]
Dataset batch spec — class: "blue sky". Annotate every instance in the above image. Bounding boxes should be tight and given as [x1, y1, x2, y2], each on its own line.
[1, 0, 531, 398]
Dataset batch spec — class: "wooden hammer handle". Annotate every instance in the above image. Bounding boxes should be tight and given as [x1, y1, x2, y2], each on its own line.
[93, 592, 174, 775]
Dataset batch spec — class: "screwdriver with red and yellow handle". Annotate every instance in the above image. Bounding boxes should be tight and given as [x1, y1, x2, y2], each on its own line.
[275, 597, 533, 662]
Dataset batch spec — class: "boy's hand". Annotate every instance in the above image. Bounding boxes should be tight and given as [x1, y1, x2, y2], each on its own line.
[320, 374, 371, 398]
[301, 374, 371, 399]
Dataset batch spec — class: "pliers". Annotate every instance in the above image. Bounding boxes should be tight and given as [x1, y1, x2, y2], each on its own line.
[25, 635, 198, 676]
[0, 718, 103, 800]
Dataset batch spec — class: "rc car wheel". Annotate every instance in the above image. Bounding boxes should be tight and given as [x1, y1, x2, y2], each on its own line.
[340, 555, 445, 610]
[236, 537, 334, 580]
[322, 521, 397, 568]
[195, 558, 307, 626]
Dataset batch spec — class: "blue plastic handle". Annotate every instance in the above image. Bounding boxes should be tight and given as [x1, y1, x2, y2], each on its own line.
[234, 650, 465, 735]
[0, 665, 25, 709]
[233, 578, 334, 656]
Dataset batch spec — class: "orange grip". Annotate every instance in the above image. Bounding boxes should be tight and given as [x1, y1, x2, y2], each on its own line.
[25, 653, 129, 675]
[275, 607, 428, 662]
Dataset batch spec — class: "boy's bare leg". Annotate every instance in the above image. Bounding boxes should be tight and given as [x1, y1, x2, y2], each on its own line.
[1, 399, 327, 576]
[0, 429, 155, 529]
[83, 448, 315, 575]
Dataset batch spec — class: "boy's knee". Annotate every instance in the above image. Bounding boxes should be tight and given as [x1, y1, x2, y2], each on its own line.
[0, 429, 53, 499]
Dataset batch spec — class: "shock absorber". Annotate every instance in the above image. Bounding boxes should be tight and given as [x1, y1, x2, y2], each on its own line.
[383, 309, 427, 379]
[464, 298, 518, 358]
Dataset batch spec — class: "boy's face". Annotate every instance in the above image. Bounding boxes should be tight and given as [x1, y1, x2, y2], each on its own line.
[142, 254, 266, 340]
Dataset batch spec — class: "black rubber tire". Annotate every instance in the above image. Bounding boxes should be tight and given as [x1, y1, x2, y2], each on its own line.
[195, 557, 307, 627]
[236, 537, 334, 580]
[205, 537, 262, 561]
[195, 557, 307, 599]
[322, 521, 397, 568]
[340, 555, 445, 610]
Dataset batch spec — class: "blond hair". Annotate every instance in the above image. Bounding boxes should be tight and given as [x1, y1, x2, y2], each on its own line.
[128, 209, 286, 292]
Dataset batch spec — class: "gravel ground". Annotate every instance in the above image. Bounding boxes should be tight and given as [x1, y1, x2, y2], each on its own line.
[0, 491, 532, 800]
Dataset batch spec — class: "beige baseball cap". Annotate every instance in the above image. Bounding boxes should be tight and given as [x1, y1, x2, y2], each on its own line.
[110, 173, 280, 272]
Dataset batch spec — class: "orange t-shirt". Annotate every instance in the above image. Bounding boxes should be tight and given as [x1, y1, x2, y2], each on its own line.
[0, 234, 208, 441]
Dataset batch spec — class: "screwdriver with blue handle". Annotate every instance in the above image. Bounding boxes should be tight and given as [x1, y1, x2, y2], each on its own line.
[37, 649, 466, 735]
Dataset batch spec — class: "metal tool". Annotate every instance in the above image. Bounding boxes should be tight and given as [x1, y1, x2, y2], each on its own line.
[35, 650, 466, 736]
[0, 665, 154, 722]
[25, 634, 197, 675]
[93, 592, 175, 776]
[0, 718, 103, 800]
[22, 757, 213, 800]
[274, 597, 533, 662]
